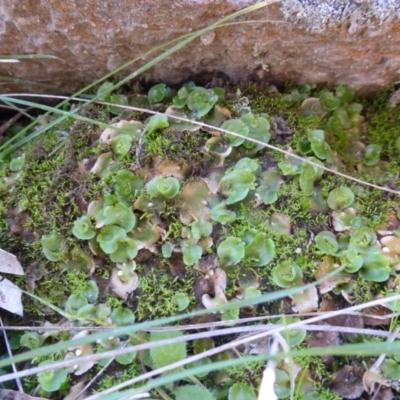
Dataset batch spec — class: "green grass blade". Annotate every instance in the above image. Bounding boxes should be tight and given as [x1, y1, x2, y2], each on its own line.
[0, 54, 64, 61]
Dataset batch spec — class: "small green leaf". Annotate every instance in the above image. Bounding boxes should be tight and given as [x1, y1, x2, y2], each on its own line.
[362, 144, 381, 166]
[272, 260, 303, 288]
[229, 383, 256, 400]
[221, 119, 249, 147]
[274, 369, 291, 399]
[279, 317, 307, 346]
[182, 244, 202, 266]
[191, 221, 213, 240]
[314, 231, 339, 255]
[234, 157, 261, 176]
[335, 85, 354, 104]
[103, 202, 136, 232]
[76, 304, 97, 320]
[172, 81, 196, 108]
[116, 343, 137, 365]
[256, 170, 283, 204]
[308, 129, 332, 160]
[111, 306, 135, 326]
[82, 280, 99, 303]
[110, 238, 138, 263]
[244, 232, 275, 267]
[171, 293, 190, 311]
[319, 91, 340, 111]
[217, 237, 245, 266]
[41, 231, 65, 261]
[145, 114, 169, 134]
[111, 134, 132, 158]
[72, 216, 96, 240]
[38, 362, 68, 392]
[175, 385, 215, 400]
[187, 87, 218, 118]
[146, 176, 180, 199]
[65, 293, 88, 314]
[96, 225, 127, 254]
[219, 169, 256, 204]
[327, 186, 355, 210]
[96, 81, 114, 101]
[211, 202, 237, 224]
[9, 154, 25, 171]
[148, 83, 167, 104]
[162, 242, 174, 258]
[114, 169, 144, 205]
[349, 227, 378, 252]
[382, 359, 400, 380]
[240, 113, 271, 151]
[20, 332, 42, 349]
[360, 251, 390, 282]
[341, 248, 363, 273]
[150, 330, 187, 368]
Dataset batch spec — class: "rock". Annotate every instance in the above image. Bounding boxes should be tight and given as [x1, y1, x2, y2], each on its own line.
[2, 1, 400, 94]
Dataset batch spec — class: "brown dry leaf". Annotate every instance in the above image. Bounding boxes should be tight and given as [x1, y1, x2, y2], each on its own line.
[320, 295, 364, 336]
[289, 286, 318, 313]
[317, 255, 350, 294]
[0, 390, 46, 400]
[193, 255, 218, 275]
[168, 253, 187, 279]
[153, 156, 192, 180]
[165, 106, 200, 132]
[236, 269, 260, 299]
[175, 179, 214, 224]
[363, 369, 387, 395]
[90, 152, 115, 178]
[306, 322, 340, 363]
[110, 264, 139, 301]
[373, 387, 394, 400]
[63, 381, 87, 400]
[202, 169, 224, 194]
[330, 364, 365, 399]
[381, 235, 400, 270]
[363, 303, 392, 326]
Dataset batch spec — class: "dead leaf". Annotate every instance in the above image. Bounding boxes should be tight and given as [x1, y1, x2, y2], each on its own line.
[320, 295, 364, 337]
[0, 278, 23, 316]
[0, 248, 24, 275]
[306, 322, 340, 363]
[290, 286, 318, 313]
[363, 369, 387, 395]
[330, 364, 365, 399]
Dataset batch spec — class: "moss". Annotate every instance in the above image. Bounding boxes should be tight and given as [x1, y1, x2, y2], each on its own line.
[221, 360, 263, 388]
[134, 267, 195, 321]
[93, 360, 142, 393]
[363, 88, 400, 160]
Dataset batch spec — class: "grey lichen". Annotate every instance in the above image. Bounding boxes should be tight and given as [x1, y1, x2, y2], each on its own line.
[280, 0, 400, 33]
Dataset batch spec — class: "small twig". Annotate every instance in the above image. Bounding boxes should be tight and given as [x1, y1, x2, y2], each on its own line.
[0, 317, 24, 393]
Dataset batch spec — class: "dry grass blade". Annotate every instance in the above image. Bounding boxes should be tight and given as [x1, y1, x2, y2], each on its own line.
[0, 317, 23, 393]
